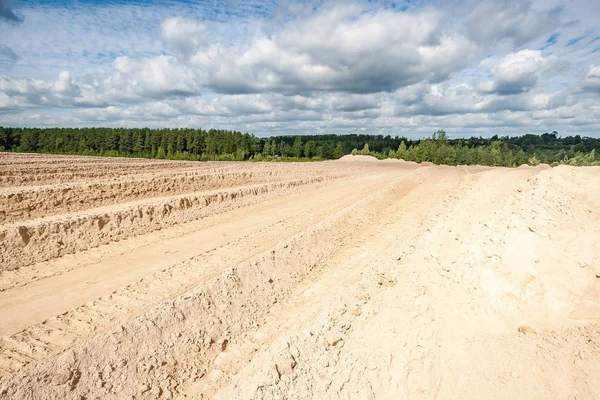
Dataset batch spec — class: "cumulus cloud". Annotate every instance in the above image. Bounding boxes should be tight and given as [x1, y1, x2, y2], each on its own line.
[392, 83, 486, 116]
[102, 56, 198, 99]
[0, 56, 200, 110]
[160, 17, 206, 57]
[578, 65, 600, 92]
[479, 50, 559, 95]
[165, 92, 382, 120]
[186, 7, 478, 94]
[7, 5, 479, 106]
[72, 56, 199, 106]
[54, 71, 80, 96]
[390, 74, 571, 119]
[0, 71, 82, 109]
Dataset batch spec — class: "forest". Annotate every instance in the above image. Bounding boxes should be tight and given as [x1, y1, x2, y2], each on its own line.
[0, 126, 598, 166]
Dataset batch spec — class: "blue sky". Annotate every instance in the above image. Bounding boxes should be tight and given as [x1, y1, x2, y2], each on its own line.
[1, 0, 600, 137]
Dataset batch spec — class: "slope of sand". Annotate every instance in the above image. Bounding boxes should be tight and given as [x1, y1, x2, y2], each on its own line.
[337, 154, 379, 162]
[0, 153, 599, 399]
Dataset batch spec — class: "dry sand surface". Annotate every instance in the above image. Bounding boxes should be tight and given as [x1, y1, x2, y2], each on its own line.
[0, 152, 599, 399]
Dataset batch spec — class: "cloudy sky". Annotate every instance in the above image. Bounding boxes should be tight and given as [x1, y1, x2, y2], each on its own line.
[1, 0, 599, 138]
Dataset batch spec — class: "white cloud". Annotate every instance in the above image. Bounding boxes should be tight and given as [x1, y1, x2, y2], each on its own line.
[160, 17, 206, 57]
[54, 71, 80, 96]
[0, 0, 599, 137]
[67, 55, 200, 107]
[0, 71, 83, 109]
[186, 7, 478, 94]
[102, 56, 198, 99]
[578, 64, 600, 92]
[466, 0, 562, 46]
[479, 50, 560, 95]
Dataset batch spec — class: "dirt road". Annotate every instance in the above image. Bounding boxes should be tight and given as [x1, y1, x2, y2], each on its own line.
[0, 153, 599, 399]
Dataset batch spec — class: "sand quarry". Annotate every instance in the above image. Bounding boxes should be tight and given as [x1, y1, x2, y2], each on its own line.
[0, 152, 599, 399]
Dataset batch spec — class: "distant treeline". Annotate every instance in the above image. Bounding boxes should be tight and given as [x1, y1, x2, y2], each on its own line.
[0, 127, 598, 166]
[382, 131, 600, 167]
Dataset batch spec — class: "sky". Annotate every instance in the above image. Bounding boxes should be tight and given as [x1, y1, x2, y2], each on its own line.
[0, 0, 600, 138]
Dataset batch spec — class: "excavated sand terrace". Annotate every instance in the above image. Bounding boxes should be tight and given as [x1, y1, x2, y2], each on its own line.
[0, 152, 599, 399]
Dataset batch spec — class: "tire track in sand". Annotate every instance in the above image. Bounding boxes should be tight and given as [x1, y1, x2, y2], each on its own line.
[0, 168, 416, 378]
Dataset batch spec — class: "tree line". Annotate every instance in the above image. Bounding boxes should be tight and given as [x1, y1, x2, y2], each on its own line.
[0, 127, 598, 166]
[383, 130, 599, 166]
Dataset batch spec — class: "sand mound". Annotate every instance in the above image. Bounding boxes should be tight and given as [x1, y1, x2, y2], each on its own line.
[381, 158, 405, 163]
[337, 154, 379, 163]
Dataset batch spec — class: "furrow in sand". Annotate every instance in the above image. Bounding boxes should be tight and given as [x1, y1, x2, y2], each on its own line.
[0, 168, 424, 394]
[0, 168, 415, 375]
[0, 155, 225, 187]
[0, 155, 357, 188]
[0, 166, 352, 223]
[0, 175, 335, 271]
[0, 169, 407, 332]
[0, 165, 235, 187]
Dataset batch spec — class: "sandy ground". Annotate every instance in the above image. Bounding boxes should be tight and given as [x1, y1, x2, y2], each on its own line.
[0, 153, 599, 399]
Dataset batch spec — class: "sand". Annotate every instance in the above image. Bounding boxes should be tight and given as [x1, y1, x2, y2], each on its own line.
[0, 153, 599, 399]
[337, 154, 379, 163]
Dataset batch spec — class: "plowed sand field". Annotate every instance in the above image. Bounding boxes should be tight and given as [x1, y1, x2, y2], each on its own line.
[1, 152, 600, 399]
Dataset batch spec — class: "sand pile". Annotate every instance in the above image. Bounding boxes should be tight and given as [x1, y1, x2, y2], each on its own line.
[337, 154, 379, 162]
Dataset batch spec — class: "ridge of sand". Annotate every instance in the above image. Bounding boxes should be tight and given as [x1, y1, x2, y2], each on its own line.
[337, 154, 379, 162]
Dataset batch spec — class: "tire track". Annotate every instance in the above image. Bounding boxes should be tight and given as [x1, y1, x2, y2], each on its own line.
[0, 170, 419, 387]
[203, 166, 469, 399]
[0, 169, 413, 380]
[0, 167, 351, 223]
[0, 175, 335, 271]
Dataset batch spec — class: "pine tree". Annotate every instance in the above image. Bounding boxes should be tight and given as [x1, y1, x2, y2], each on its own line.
[263, 141, 271, 157]
[333, 143, 344, 159]
[318, 142, 332, 159]
[304, 141, 316, 158]
[396, 141, 407, 159]
[292, 137, 303, 157]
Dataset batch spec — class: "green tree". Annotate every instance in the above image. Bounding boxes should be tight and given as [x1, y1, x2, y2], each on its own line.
[3, 127, 600, 167]
[333, 143, 344, 159]
[528, 154, 540, 166]
[280, 142, 292, 157]
[119, 130, 133, 155]
[304, 140, 317, 158]
[0, 127, 9, 150]
[318, 142, 332, 159]
[358, 143, 370, 155]
[263, 141, 271, 157]
[19, 129, 39, 152]
[396, 141, 407, 159]
[291, 136, 303, 157]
